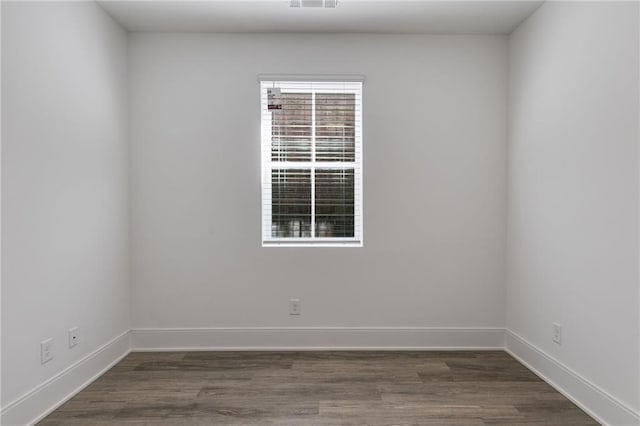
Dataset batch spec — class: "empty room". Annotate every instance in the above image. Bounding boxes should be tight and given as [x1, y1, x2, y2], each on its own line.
[1, 0, 639, 425]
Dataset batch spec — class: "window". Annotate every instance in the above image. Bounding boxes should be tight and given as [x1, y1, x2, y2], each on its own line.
[260, 78, 363, 247]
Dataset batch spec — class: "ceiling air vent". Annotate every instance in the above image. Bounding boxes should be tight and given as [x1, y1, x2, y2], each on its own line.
[290, 0, 339, 8]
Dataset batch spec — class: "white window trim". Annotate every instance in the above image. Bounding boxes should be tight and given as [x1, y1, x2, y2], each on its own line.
[260, 78, 363, 248]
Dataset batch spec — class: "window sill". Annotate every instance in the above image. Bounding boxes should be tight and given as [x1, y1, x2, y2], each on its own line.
[262, 240, 362, 248]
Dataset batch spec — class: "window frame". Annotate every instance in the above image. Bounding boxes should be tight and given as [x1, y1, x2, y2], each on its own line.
[260, 78, 363, 247]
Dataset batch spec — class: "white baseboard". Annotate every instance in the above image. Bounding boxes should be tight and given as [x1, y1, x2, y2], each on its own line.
[131, 326, 506, 351]
[505, 330, 640, 426]
[0, 330, 132, 426]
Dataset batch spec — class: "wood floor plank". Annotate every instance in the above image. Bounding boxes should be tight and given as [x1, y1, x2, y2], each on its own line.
[38, 351, 599, 425]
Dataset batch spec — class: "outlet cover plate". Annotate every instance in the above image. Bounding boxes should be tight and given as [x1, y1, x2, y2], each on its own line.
[289, 299, 301, 315]
[41, 338, 53, 364]
[69, 327, 79, 348]
[552, 323, 562, 345]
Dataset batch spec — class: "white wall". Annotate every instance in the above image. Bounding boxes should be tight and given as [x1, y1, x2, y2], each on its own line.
[129, 34, 508, 332]
[508, 0, 640, 419]
[1, 0, 130, 412]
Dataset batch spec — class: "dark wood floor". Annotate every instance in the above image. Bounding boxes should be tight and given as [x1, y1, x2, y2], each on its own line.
[38, 351, 598, 425]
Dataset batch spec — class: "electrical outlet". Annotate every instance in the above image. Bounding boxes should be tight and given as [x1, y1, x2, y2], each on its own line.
[41, 338, 54, 364]
[552, 323, 562, 345]
[69, 327, 78, 348]
[289, 299, 301, 315]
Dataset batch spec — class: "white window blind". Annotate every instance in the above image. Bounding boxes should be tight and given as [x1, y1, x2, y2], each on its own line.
[260, 79, 363, 247]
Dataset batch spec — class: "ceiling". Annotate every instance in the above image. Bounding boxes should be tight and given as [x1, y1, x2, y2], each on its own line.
[97, 0, 544, 34]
